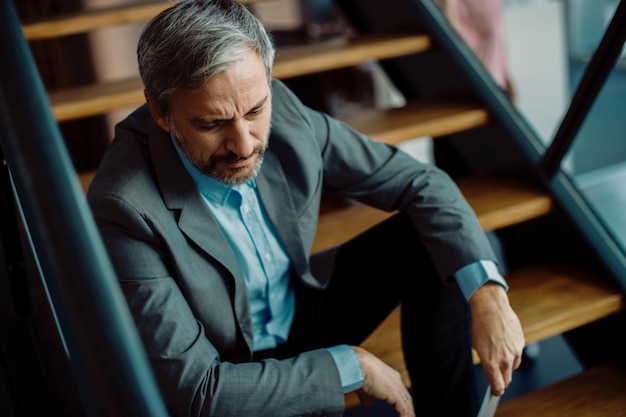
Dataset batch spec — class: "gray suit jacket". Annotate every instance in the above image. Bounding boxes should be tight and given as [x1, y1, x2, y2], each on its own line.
[87, 79, 495, 417]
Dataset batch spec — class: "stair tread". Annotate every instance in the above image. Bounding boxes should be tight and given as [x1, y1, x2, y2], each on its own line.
[49, 77, 145, 122]
[273, 32, 430, 80]
[507, 264, 625, 344]
[313, 173, 554, 253]
[21, 0, 265, 41]
[48, 32, 430, 122]
[344, 265, 626, 409]
[456, 173, 554, 231]
[337, 99, 489, 143]
[495, 362, 626, 417]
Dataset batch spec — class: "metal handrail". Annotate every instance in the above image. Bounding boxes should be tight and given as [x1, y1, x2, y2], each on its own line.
[0, 1, 167, 416]
[540, 0, 626, 178]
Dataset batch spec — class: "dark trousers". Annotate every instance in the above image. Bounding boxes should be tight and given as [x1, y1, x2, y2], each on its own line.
[281, 213, 477, 416]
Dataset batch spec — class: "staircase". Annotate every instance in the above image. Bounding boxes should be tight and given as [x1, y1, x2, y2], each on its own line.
[13, 0, 626, 415]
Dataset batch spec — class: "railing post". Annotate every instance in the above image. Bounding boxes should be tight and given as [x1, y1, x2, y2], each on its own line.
[540, 0, 626, 179]
[0, 1, 168, 416]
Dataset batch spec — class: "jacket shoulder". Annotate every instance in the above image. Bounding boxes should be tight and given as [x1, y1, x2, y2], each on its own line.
[87, 105, 157, 200]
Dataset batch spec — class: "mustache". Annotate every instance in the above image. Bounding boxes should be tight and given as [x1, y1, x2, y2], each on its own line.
[213, 144, 266, 164]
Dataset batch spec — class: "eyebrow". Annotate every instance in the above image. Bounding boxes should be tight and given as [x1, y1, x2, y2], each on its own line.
[190, 95, 269, 125]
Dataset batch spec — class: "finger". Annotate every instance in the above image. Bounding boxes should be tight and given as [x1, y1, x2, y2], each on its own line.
[393, 391, 415, 417]
[485, 365, 506, 396]
[512, 351, 523, 370]
[501, 362, 513, 388]
[490, 381, 505, 397]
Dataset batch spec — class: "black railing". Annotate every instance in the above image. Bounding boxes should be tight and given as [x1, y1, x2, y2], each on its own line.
[540, 0, 626, 178]
[0, 1, 168, 416]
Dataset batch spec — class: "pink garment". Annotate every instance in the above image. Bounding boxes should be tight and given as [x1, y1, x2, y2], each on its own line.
[435, 0, 510, 89]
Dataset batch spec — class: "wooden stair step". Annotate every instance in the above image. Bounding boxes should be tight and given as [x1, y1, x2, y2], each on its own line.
[272, 33, 430, 80]
[48, 32, 430, 122]
[344, 265, 626, 409]
[313, 173, 554, 253]
[507, 264, 625, 345]
[22, 2, 170, 41]
[21, 0, 267, 41]
[495, 362, 626, 417]
[50, 77, 145, 123]
[338, 99, 489, 144]
[457, 173, 554, 232]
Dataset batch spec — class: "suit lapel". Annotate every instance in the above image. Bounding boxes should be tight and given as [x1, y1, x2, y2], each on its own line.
[256, 151, 321, 288]
[148, 128, 243, 278]
[146, 122, 253, 348]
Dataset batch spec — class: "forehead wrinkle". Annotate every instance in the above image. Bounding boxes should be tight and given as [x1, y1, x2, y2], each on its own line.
[190, 93, 270, 125]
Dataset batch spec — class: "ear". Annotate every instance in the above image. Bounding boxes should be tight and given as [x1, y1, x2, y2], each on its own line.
[145, 90, 171, 132]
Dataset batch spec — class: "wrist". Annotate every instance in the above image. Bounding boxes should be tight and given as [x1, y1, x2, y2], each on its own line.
[470, 281, 508, 309]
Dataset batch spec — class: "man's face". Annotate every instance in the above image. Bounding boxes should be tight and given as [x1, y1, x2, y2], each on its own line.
[148, 49, 272, 185]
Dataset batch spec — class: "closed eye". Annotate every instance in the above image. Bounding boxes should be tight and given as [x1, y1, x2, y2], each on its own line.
[247, 106, 265, 117]
[195, 120, 224, 131]
[247, 95, 269, 118]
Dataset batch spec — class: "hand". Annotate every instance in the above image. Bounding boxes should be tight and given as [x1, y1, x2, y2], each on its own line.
[470, 282, 525, 396]
[350, 346, 415, 417]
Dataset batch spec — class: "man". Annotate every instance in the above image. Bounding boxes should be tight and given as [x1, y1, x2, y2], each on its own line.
[87, 1, 525, 416]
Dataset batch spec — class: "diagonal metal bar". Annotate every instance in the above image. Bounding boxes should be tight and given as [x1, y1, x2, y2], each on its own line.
[540, 0, 626, 179]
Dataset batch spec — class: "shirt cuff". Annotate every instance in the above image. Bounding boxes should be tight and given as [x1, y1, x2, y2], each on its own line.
[455, 260, 509, 302]
[326, 344, 364, 393]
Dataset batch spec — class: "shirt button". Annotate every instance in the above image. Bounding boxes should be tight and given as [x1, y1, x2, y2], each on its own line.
[264, 253, 272, 261]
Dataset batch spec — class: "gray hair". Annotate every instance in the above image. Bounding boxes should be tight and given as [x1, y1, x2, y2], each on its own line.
[138, 0, 275, 114]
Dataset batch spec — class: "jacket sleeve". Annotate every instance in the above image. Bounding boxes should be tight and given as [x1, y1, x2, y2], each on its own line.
[272, 79, 497, 281]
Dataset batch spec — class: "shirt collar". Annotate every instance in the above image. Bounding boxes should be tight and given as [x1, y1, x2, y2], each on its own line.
[171, 134, 256, 206]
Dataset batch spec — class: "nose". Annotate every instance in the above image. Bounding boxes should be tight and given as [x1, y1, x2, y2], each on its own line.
[225, 119, 255, 158]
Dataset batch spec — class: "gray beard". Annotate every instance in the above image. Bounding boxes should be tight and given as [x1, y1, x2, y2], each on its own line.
[170, 123, 267, 186]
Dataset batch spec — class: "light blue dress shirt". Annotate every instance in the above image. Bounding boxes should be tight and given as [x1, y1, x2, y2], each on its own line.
[173, 140, 507, 394]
